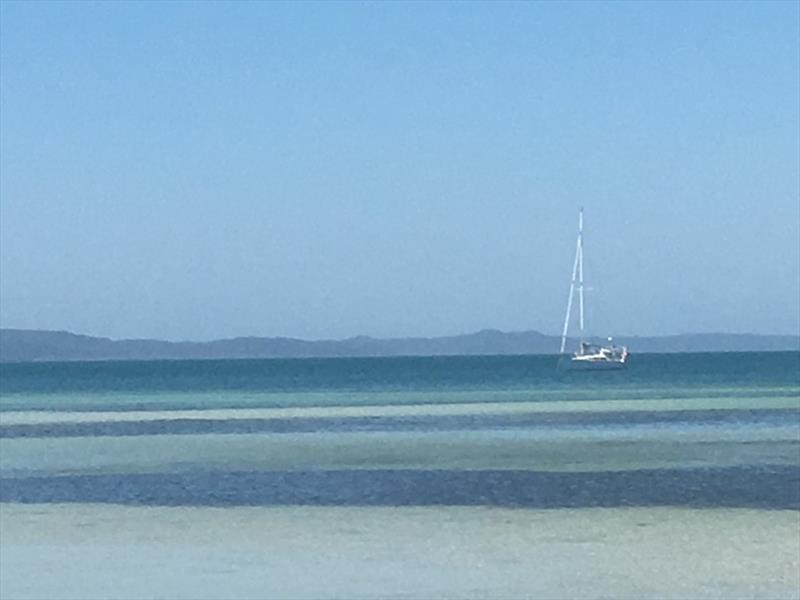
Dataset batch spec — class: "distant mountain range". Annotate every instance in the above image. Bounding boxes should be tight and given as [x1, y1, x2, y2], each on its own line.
[0, 328, 798, 362]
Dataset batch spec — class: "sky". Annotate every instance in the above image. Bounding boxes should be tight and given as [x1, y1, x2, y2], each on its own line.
[1, 1, 798, 341]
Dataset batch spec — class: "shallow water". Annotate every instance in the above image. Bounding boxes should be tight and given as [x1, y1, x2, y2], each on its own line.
[2, 504, 799, 600]
[1, 352, 799, 598]
[2, 352, 798, 508]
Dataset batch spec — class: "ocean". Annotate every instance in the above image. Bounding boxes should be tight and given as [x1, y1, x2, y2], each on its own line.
[1, 351, 799, 599]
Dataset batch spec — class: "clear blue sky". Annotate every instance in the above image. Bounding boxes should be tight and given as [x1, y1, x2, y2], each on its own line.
[1, 1, 798, 341]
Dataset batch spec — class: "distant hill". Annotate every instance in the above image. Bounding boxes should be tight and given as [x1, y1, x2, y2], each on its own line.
[0, 328, 798, 362]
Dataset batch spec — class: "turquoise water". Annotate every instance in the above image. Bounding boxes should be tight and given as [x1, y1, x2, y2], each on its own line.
[1, 352, 798, 411]
[1, 352, 798, 508]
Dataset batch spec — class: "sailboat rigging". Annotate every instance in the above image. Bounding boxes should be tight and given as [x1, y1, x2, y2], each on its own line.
[559, 208, 628, 370]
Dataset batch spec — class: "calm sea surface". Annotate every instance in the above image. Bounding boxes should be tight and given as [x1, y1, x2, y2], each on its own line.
[1, 352, 798, 508]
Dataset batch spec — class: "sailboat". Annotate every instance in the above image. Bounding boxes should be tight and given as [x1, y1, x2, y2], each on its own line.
[558, 208, 628, 370]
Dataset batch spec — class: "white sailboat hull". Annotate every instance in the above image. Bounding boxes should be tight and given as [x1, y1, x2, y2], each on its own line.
[559, 355, 627, 371]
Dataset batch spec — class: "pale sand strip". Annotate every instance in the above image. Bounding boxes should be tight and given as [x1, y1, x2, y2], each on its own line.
[1, 503, 798, 600]
[2, 395, 798, 425]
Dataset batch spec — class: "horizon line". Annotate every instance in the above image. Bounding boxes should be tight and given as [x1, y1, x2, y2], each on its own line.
[1, 327, 798, 345]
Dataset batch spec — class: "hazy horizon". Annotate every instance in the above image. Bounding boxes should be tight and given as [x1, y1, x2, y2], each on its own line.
[1, 2, 798, 341]
[2, 325, 799, 345]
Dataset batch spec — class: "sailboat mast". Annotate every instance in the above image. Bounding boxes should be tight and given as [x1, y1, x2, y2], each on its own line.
[578, 207, 584, 344]
[560, 209, 582, 354]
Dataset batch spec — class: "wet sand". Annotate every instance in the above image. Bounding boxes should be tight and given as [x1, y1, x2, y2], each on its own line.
[2, 503, 798, 599]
